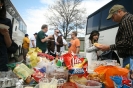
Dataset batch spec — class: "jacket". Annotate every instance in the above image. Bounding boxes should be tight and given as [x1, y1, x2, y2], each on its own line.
[47, 35, 63, 53]
[86, 40, 98, 60]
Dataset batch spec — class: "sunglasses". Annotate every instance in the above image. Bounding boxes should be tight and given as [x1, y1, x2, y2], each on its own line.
[56, 31, 59, 33]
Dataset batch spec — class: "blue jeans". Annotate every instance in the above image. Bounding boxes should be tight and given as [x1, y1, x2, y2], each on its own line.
[123, 56, 133, 67]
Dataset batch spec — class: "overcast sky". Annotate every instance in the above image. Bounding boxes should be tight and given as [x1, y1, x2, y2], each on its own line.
[11, 0, 112, 38]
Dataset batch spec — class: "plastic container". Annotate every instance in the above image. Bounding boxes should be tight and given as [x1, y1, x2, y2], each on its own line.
[62, 82, 77, 88]
[75, 80, 102, 88]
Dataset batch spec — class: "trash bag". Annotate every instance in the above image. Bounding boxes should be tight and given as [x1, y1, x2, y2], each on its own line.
[99, 50, 120, 64]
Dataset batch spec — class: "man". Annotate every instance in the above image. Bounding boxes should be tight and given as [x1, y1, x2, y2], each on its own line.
[36, 24, 52, 53]
[95, 5, 133, 67]
[30, 33, 37, 48]
[22, 34, 30, 61]
[47, 29, 63, 57]
[68, 31, 80, 55]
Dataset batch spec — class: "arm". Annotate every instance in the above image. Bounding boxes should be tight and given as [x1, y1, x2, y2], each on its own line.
[8, 19, 12, 40]
[0, 29, 12, 47]
[110, 44, 117, 50]
[31, 40, 35, 47]
[114, 19, 133, 49]
[76, 46, 80, 54]
[30, 37, 36, 47]
[4, 32, 12, 47]
[41, 35, 52, 43]
[5, 19, 12, 47]
[75, 39, 80, 54]
[86, 40, 98, 52]
[63, 39, 67, 46]
[56, 36, 63, 47]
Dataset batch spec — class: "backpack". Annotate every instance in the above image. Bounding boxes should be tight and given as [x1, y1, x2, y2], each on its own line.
[7, 40, 18, 54]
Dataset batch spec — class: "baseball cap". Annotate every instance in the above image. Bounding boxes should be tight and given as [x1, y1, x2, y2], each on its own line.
[107, 5, 124, 20]
[25, 34, 28, 37]
[34, 33, 38, 35]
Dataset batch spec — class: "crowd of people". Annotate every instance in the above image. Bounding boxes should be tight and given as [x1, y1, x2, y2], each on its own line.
[0, 0, 133, 79]
[22, 24, 81, 63]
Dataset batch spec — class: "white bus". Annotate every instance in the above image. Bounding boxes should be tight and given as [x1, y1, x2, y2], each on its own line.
[85, 0, 133, 65]
[5, 0, 27, 56]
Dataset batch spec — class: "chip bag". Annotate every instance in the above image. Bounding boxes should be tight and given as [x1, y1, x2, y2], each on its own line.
[62, 53, 87, 69]
[13, 63, 34, 80]
[94, 66, 129, 88]
[111, 76, 131, 88]
[32, 68, 45, 82]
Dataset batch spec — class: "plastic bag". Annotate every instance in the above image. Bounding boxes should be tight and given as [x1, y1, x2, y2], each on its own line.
[39, 78, 58, 88]
[94, 66, 129, 88]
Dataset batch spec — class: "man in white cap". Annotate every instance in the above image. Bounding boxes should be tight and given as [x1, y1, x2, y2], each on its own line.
[30, 33, 37, 48]
[95, 4, 133, 67]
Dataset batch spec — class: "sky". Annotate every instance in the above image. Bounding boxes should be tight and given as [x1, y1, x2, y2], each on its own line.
[11, 0, 112, 38]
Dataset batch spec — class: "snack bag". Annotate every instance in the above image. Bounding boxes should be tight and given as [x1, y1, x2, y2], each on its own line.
[70, 75, 87, 85]
[62, 53, 87, 76]
[94, 66, 129, 88]
[26, 50, 39, 67]
[69, 68, 84, 74]
[32, 68, 45, 82]
[37, 52, 55, 61]
[62, 53, 73, 69]
[13, 63, 34, 80]
[62, 53, 87, 69]
[35, 47, 42, 53]
[111, 76, 131, 88]
[130, 58, 133, 86]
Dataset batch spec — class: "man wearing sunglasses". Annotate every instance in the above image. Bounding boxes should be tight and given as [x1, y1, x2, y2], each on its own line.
[47, 29, 63, 57]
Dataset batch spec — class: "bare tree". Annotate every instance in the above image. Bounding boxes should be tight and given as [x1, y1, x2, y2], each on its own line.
[46, 0, 86, 39]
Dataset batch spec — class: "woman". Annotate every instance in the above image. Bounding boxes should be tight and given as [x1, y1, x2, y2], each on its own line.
[0, 0, 12, 71]
[86, 30, 100, 60]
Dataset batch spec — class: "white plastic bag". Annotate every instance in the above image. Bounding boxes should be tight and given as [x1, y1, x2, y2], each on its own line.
[39, 78, 58, 88]
[86, 52, 94, 73]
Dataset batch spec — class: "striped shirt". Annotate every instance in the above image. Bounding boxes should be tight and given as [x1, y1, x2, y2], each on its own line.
[110, 13, 133, 58]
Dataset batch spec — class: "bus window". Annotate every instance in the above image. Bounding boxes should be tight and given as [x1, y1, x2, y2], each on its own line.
[86, 12, 101, 34]
[100, 6, 117, 30]
[15, 26, 17, 31]
[100, 0, 133, 30]
[118, 0, 132, 14]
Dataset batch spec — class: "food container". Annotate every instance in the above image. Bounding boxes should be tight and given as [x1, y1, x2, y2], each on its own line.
[75, 80, 102, 88]
[62, 82, 77, 88]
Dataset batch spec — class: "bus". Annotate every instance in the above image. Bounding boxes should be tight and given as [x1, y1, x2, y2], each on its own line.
[5, 0, 27, 56]
[85, 0, 133, 65]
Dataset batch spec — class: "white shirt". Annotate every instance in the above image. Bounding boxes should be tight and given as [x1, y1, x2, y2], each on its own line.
[54, 35, 58, 53]
[30, 36, 36, 48]
[61, 38, 67, 52]
[86, 40, 98, 60]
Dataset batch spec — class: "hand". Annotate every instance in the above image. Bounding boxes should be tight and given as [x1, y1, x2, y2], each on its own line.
[0, 28, 9, 36]
[55, 42, 59, 45]
[48, 35, 53, 38]
[45, 38, 51, 42]
[96, 44, 110, 51]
